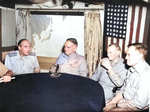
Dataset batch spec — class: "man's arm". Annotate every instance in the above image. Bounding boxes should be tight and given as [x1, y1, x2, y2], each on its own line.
[4, 54, 12, 71]
[106, 73, 150, 111]
[78, 58, 87, 77]
[101, 58, 127, 87]
[0, 61, 8, 77]
[125, 73, 150, 110]
[107, 67, 127, 87]
[34, 67, 41, 73]
[90, 63, 102, 81]
[107, 93, 123, 104]
[34, 56, 41, 73]
[104, 94, 123, 111]
[0, 61, 14, 82]
[3, 70, 14, 83]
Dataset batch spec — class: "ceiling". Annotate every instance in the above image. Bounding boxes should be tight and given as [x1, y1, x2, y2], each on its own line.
[0, 0, 149, 9]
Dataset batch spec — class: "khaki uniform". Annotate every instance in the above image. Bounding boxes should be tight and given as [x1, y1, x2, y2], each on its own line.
[0, 61, 8, 77]
[51, 52, 87, 77]
[90, 57, 127, 102]
[117, 61, 150, 110]
[58, 57, 87, 77]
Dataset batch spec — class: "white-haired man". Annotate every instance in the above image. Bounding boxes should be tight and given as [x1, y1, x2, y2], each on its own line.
[91, 43, 127, 102]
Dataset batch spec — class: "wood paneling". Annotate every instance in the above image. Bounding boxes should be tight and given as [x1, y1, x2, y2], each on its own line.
[2, 51, 10, 63]
[37, 56, 57, 70]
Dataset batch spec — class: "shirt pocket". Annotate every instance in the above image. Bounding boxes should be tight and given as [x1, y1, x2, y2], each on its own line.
[127, 77, 140, 96]
[24, 60, 35, 73]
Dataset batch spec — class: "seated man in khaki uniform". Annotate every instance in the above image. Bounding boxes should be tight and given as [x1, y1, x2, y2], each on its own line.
[0, 61, 14, 82]
[5, 39, 40, 75]
[90, 43, 127, 103]
[51, 38, 87, 77]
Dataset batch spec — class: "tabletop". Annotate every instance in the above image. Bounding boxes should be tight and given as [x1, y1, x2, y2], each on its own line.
[0, 73, 105, 112]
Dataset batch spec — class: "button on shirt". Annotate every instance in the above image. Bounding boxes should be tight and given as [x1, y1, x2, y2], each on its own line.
[118, 61, 150, 109]
[5, 50, 40, 75]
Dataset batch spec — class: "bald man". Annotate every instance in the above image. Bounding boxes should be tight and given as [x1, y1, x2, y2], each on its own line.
[0, 61, 14, 82]
[5, 39, 40, 75]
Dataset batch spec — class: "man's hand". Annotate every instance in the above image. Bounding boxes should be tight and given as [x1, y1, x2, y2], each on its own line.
[106, 99, 117, 105]
[2, 70, 14, 83]
[101, 58, 112, 70]
[34, 67, 41, 73]
[5, 70, 14, 77]
[103, 103, 116, 112]
[2, 76, 12, 83]
[50, 64, 57, 73]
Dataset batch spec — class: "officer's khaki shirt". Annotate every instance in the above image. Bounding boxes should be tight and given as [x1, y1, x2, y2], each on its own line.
[90, 57, 127, 102]
[56, 52, 87, 77]
[117, 61, 150, 110]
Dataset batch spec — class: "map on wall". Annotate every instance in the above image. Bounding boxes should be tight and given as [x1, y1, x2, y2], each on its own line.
[31, 15, 84, 57]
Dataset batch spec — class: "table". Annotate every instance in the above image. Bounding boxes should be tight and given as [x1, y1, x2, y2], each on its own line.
[0, 73, 105, 112]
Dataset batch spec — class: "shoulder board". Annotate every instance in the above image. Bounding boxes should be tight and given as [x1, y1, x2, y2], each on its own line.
[8, 52, 17, 57]
[29, 52, 36, 56]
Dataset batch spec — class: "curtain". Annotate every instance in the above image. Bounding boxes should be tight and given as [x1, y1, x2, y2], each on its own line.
[16, 10, 31, 44]
[84, 10, 103, 78]
[1, 8, 16, 47]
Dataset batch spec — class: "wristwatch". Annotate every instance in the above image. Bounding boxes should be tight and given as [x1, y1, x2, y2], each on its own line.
[116, 103, 119, 108]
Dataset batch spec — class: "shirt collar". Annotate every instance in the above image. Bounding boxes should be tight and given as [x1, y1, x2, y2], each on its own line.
[129, 67, 136, 73]
[68, 52, 77, 59]
[110, 57, 123, 66]
[16, 50, 28, 60]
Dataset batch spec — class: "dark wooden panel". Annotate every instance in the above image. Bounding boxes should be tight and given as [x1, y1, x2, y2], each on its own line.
[0, 9, 2, 62]
[145, 0, 150, 65]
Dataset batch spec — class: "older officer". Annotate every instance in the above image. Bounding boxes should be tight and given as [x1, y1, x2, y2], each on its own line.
[51, 38, 87, 77]
[0, 61, 14, 82]
[90, 43, 127, 103]
[5, 39, 40, 75]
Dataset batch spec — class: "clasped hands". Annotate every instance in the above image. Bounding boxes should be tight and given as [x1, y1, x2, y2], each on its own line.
[103, 100, 117, 112]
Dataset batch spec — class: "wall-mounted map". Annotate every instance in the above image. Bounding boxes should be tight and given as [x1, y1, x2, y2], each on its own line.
[31, 15, 84, 57]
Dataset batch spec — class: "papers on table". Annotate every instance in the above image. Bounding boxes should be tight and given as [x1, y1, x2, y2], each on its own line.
[0, 77, 15, 83]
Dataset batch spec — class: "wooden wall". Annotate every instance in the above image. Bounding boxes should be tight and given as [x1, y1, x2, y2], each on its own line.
[37, 56, 57, 70]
